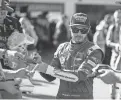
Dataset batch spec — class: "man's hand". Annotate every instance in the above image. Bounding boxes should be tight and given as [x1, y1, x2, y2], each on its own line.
[27, 70, 35, 79]
[2, 81, 20, 95]
[97, 69, 117, 84]
[14, 78, 22, 85]
[87, 64, 110, 77]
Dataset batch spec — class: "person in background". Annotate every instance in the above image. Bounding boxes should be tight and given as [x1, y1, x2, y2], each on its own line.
[106, 9, 121, 99]
[31, 12, 104, 99]
[0, 0, 29, 99]
[0, 46, 30, 99]
[7, 31, 38, 94]
[34, 12, 50, 52]
[93, 14, 114, 65]
[53, 14, 69, 47]
[7, 31, 35, 70]
[48, 19, 56, 48]
[19, 17, 38, 48]
[0, 0, 22, 70]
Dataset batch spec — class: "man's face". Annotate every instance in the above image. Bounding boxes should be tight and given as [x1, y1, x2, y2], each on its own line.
[70, 25, 89, 43]
[0, 8, 7, 20]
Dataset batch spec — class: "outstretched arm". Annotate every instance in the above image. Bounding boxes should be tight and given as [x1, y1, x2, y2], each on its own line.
[33, 49, 103, 82]
[97, 68, 121, 84]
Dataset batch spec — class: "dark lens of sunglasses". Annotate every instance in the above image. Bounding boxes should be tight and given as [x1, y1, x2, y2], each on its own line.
[71, 27, 88, 34]
[80, 28, 89, 34]
[71, 27, 79, 33]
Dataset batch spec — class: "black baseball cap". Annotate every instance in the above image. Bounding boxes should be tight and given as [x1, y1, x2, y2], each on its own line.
[69, 12, 90, 28]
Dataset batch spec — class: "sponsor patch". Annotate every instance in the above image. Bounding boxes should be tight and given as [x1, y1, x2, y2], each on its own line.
[87, 60, 96, 67]
[74, 15, 87, 23]
[81, 69, 90, 74]
[91, 56, 99, 64]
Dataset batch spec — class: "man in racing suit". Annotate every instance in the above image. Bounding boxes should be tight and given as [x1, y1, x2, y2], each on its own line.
[33, 12, 104, 99]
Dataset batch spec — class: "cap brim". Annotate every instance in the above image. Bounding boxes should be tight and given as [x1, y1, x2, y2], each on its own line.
[69, 24, 90, 29]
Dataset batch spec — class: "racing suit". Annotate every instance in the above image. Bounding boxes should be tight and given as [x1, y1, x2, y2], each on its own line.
[41, 37, 104, 99]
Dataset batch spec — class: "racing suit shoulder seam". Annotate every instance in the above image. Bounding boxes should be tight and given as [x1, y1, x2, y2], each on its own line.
[87, 45, 104, 61]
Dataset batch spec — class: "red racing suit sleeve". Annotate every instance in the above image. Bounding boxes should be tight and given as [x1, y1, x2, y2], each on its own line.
[74, 49, 103, 81]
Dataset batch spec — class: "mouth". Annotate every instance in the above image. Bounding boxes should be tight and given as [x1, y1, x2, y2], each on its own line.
[75, 36, 82, 39]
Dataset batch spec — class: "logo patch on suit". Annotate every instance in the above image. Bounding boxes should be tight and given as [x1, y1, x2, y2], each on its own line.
[74, 15, 87, 23]
[91, 56, 99, 64]
[73, 52, 84, 67]
[87, 59, 96, 68]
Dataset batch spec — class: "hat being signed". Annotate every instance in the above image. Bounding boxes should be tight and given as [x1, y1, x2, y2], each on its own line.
[7, 31, 35, 50]
[0, 0, 14, 12]
[69, 12, 90, 28]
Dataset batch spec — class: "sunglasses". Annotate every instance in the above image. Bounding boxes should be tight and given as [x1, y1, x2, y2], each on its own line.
[71, 26, 89, 34]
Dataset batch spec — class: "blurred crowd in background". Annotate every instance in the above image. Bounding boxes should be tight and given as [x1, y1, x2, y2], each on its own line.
[8, 8, 113, 55]
[8, 10, 71, 53]
[8, 8, 121, 66]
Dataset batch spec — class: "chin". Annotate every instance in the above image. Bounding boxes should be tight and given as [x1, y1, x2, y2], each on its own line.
[75, 40, 83, 43]
[77, 38, 84, 42]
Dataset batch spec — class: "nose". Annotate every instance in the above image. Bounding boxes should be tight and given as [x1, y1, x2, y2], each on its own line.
[76, 30, 82, 35]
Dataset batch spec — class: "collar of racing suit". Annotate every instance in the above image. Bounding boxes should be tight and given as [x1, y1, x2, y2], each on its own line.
[69, 37, 90, 54]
